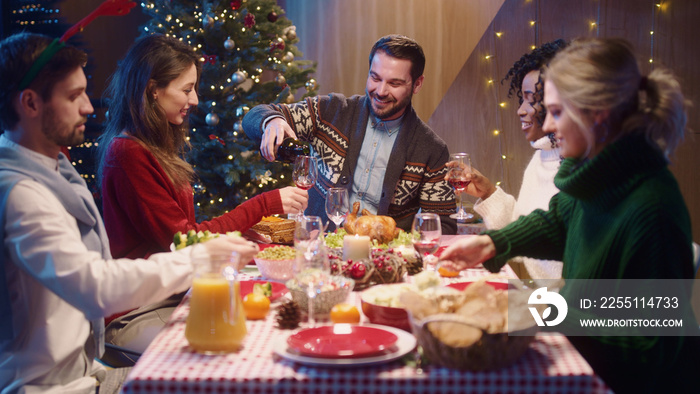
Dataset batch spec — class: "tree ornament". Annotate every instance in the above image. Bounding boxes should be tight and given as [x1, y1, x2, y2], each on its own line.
[165, 14, 172, 22]
[276, 300, 301, 329]
[224, 37, 235, 51]
[236, 105, 250, 117]
[305, 78, 318, 91]
[233, 120, 244, 132]
[284, 26, 297, 41]
[244, 13, 255, 28]
[205, 112, 220, 126]
[281, 51, 294, 63]
[202, 54, 217, 65]
[208, 134, 225, 146]
[230, 0, 242, 10]
[270, 37, 285, 54]
[267, 11, 278, 22]
[232, 70, 246, 85]
[274, 74, 286, 86]
[285, 92, 295, 104]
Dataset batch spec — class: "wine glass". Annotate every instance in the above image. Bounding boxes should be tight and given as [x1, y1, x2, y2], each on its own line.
[293, 155, 317, 191]
[325, 187, 349, 232]
[411, 213, 442, 271]
[292, 155, 318, 220]
[447, 153, 474, 221]
[293, 215, 330, 327]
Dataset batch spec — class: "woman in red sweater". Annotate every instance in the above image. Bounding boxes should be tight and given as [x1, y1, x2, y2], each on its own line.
[95, 34, 307, 365]
[97, 34, 307, 259]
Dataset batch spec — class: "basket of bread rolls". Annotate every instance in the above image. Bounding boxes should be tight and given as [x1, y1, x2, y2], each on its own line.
[401, 279, 540, 371]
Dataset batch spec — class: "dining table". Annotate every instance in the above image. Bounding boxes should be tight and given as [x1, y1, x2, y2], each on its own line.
[120, 235, 611, 393]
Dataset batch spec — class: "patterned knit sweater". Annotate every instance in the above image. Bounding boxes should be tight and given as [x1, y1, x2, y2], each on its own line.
[243, 93, 457, 234]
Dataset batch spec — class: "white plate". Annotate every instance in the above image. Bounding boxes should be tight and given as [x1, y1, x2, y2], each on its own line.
[273, 324, 416, 367]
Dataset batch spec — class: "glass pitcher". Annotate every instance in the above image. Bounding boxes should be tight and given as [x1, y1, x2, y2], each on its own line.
[185, 245, 247, 354]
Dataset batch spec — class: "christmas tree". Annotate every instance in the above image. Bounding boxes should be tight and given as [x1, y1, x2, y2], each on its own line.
[140, 0, 318, 220]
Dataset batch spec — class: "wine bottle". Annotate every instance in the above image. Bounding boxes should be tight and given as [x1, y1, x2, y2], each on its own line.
[276, 137, 310, 163]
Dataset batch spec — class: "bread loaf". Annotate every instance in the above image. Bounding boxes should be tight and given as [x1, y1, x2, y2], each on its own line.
[250, 216, 295, 244]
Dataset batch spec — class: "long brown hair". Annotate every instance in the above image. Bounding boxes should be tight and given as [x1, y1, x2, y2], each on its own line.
[97, 34, 201, 188]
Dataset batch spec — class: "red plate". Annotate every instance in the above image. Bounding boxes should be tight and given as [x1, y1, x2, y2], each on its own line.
[239, 280, 288, 301]
[287, 325, 398, 359]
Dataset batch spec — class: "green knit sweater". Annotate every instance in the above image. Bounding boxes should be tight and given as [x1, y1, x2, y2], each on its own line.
[483, 133, 696, 392]
[484, 133, 693, 280]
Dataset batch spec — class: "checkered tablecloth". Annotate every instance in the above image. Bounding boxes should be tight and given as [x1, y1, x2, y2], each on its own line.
[121, 237, 611, 394]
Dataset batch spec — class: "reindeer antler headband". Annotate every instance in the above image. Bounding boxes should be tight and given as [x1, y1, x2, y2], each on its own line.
[18, 0, 137, 90]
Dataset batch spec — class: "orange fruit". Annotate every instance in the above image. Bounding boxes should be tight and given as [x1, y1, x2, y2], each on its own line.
[330, 303, 361, 324]
[242, 293, 270, 320]
[438, 265, 460, 278]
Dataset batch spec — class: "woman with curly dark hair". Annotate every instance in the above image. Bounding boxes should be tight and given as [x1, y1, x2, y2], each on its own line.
[447, 39, 567, 280]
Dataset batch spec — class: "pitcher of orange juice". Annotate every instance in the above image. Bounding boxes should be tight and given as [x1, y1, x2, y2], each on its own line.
[185, 246, 247, 353]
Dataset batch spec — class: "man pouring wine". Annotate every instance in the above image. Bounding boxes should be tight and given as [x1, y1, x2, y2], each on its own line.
[243, 34, 457, 234]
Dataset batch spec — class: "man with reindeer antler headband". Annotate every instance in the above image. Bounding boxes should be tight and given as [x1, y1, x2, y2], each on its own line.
[0, 1, 259, 391]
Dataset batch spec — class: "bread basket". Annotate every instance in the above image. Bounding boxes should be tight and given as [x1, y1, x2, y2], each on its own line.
[407, 311, 537, 371]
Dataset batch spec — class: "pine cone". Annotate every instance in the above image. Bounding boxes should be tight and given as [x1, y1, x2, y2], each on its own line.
[405, 251, 423, 276]
[276, 300, 301, 329]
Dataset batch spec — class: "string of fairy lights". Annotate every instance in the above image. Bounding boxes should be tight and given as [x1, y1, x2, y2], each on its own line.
[482, 3, 544, 192]
[9, 0, 671, 201]
[11, 3, 60, 26]
[482, 0, 667, 191]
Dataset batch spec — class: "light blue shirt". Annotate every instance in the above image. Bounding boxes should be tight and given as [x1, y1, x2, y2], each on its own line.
[349, 116, 402, 214]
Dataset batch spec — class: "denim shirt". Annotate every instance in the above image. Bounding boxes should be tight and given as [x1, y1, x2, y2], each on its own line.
[349, 116, 402, 214]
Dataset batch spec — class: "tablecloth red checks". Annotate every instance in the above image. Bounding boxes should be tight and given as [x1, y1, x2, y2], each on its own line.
[122, 238, 611, 394]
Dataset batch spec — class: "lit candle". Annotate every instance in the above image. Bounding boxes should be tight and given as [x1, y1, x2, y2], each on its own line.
[343, 234, 371, 261]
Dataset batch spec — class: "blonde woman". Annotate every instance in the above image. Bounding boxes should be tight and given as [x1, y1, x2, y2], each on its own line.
[440, 38, 697, 393]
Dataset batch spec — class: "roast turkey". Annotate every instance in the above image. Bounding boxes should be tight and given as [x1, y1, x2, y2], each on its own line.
[344, 202, 400, 244]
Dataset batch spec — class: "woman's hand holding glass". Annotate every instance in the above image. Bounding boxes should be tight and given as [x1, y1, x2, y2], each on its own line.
[411, 213, 442, 271]
[446, 153, 474, 221]
[325, 187, 349, 232]
[279, 186, 308, 216]
[446, 163, 497, 201]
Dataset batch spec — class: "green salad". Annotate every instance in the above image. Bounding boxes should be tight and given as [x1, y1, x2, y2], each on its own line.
[172, 230, 241, 250]
[323, 228, 412, 249]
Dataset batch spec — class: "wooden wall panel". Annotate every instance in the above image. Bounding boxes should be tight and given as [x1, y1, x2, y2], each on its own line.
[431, 0, 538, 197]
[489, 0, 538, 196]
[282, 0, 504, 122]
[429, 0, 700, 242]
[654, 0, 700, 244]
[537, 0, 598, 42]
